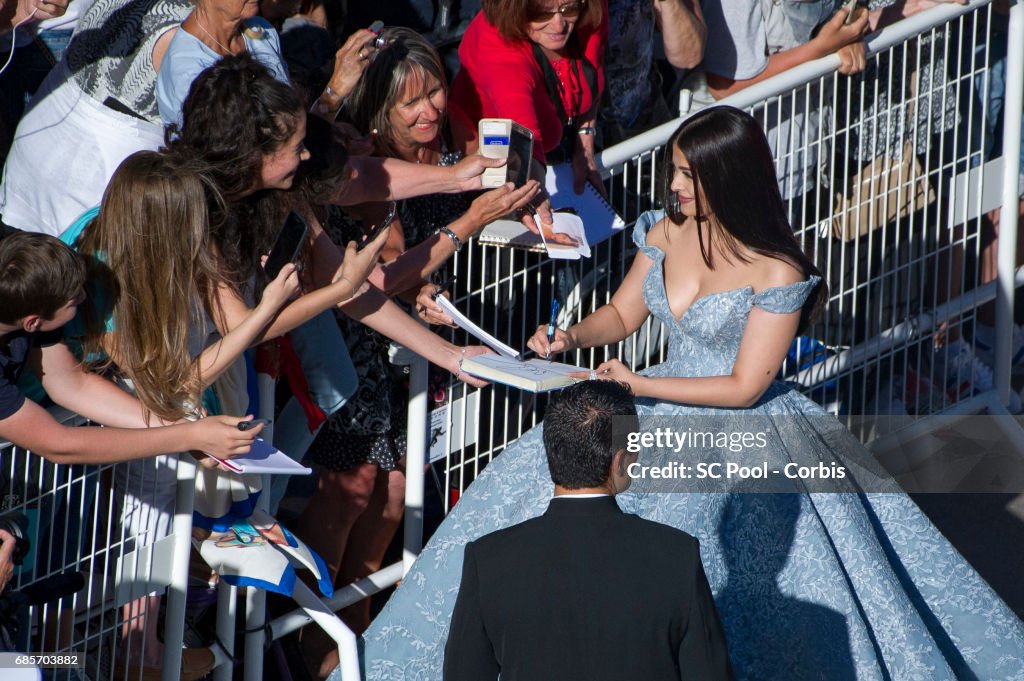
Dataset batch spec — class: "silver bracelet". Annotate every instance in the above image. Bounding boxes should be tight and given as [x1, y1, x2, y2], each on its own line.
[438, 226, 463, 251]
[313, 85, 345, 118]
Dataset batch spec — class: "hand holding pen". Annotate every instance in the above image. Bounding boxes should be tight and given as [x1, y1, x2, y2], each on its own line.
[546, 299, 560, 361]
[526, 305, 576, 359]
[414, 278, 457, 327]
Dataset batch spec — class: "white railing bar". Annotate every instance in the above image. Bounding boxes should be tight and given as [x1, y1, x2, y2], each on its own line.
[401, 351, 428, 574]
[267, 562, 405, 640]
[994, 1, 1024, 405]
[791, 269, 1024, 387]
[161, 453, 197, 681]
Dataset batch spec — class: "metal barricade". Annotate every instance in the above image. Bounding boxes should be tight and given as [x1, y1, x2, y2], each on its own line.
[0, 410, 194, 681]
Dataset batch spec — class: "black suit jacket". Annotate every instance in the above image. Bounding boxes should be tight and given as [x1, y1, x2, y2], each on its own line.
[443, 496, 733, 681]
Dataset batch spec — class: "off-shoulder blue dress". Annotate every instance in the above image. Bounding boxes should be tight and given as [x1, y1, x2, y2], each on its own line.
[357, 211, 1024, 680]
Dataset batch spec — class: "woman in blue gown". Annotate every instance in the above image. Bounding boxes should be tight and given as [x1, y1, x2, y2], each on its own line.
[358, 107, 1024, 680]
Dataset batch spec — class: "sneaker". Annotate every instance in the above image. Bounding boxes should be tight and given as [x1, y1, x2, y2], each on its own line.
[933, 340, 1023, 413]
[972, 323, 1024, 369]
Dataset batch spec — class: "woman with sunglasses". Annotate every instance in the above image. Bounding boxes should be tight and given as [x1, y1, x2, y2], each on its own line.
[451, 0, 607, 195]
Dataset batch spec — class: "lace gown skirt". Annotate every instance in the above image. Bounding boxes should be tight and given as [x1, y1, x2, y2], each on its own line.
[359, 388, 1024, 680]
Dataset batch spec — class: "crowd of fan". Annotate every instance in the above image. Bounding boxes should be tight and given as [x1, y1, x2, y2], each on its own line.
[1, 0, 1022, 679]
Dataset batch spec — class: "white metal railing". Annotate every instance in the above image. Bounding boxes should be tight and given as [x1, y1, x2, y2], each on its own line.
[0, 413, 194, 681]
[432, 0, 1024, 508]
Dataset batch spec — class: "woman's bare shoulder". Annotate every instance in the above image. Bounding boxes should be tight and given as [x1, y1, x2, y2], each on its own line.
[644, 215, 684, 251]
[752, 255, 805, 292]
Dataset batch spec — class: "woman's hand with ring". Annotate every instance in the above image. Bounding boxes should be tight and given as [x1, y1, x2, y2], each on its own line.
[414, 283, 456, 327]
[327, 28, 376, 102]
[570, 359, 639, 389]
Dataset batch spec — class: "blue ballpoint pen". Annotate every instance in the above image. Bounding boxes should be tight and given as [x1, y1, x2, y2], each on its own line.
[546, 299, 560, 361]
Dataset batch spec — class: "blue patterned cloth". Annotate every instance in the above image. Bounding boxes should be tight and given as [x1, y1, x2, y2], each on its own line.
[358, 211, 1024, 680]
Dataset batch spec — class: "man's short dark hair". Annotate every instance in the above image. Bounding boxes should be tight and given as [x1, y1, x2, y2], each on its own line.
[542, 380, 639, 489]
[0, 232, 85, 325]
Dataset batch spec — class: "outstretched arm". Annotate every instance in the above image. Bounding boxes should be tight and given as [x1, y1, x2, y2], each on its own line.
[329, 154, 507, 206]
[655, 0, 707, 70]
[706, 8, 869, 98]
[0, 397, 262, 464]
[211, 219, 389, 344]
[12, 345, 262, 462]
[596, 303, 800, 407]
[370, 181, 540, 297]
[34, 341, 158, 429]
[336, 285, 489, 387]
[527, 248, 655, 358]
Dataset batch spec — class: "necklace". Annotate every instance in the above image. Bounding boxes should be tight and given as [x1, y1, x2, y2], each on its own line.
[194, 12, 234, 55]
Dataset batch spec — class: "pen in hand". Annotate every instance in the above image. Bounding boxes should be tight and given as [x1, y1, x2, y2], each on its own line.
[237, 418, 270, 431]
[546, 299, 560, 361]
[432, 275, 456, 300]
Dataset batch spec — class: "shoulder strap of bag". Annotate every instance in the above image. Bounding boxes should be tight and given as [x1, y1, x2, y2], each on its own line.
[529, 34, 599, 126]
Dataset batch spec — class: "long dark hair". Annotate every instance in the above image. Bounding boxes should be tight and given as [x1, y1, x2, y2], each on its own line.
[164, 53, 305, 291]
[661, 106, 826, 331]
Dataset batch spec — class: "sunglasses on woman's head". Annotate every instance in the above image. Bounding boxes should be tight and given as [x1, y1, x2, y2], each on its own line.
[527, 0, 585, 22]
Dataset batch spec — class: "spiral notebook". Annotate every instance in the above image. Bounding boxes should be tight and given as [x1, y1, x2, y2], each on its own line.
[478, 163, 625, 252]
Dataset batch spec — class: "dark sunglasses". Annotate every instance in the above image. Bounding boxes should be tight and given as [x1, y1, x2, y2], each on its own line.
[527, 0, 585, 23]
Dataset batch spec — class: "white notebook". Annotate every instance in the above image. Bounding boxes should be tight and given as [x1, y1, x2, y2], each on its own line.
[460, 355, 588, 393]
[207, 438, 311, 475]
[477, 218, 545, 251]
[478, 163, 625, 253]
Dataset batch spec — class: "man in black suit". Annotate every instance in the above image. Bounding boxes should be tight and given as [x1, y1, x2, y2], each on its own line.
[444, 380, 734, 681]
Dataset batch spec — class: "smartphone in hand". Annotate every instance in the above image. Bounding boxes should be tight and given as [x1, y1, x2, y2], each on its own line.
[265, 211, 309, 279]
[842, 0, 861, 25]
[357, 201, 397, 252]
[479, 119, 535, 189]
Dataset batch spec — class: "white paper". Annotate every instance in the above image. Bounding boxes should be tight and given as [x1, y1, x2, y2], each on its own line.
[208, 438, 311, 476]
[434, 296, 521, 359]
[538, 211, 591, 260]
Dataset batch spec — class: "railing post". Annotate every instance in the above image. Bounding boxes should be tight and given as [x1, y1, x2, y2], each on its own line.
[994, 1, 1024, 407]
[389, 342, 428, 574]
[243, 376, 275, 681]
[162, 452, 197, 680]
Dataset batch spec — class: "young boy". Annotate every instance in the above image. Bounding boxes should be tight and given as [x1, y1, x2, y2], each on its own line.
[0, 231, 263, 462]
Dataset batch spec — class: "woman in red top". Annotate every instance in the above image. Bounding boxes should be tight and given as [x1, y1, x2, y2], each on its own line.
[451, 0, 608, 194]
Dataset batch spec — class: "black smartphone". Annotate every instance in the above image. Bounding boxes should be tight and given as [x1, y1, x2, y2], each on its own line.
[357, 201, 397, 251]
[507, 123, 534, 189]
[264, 211, 308, 279]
